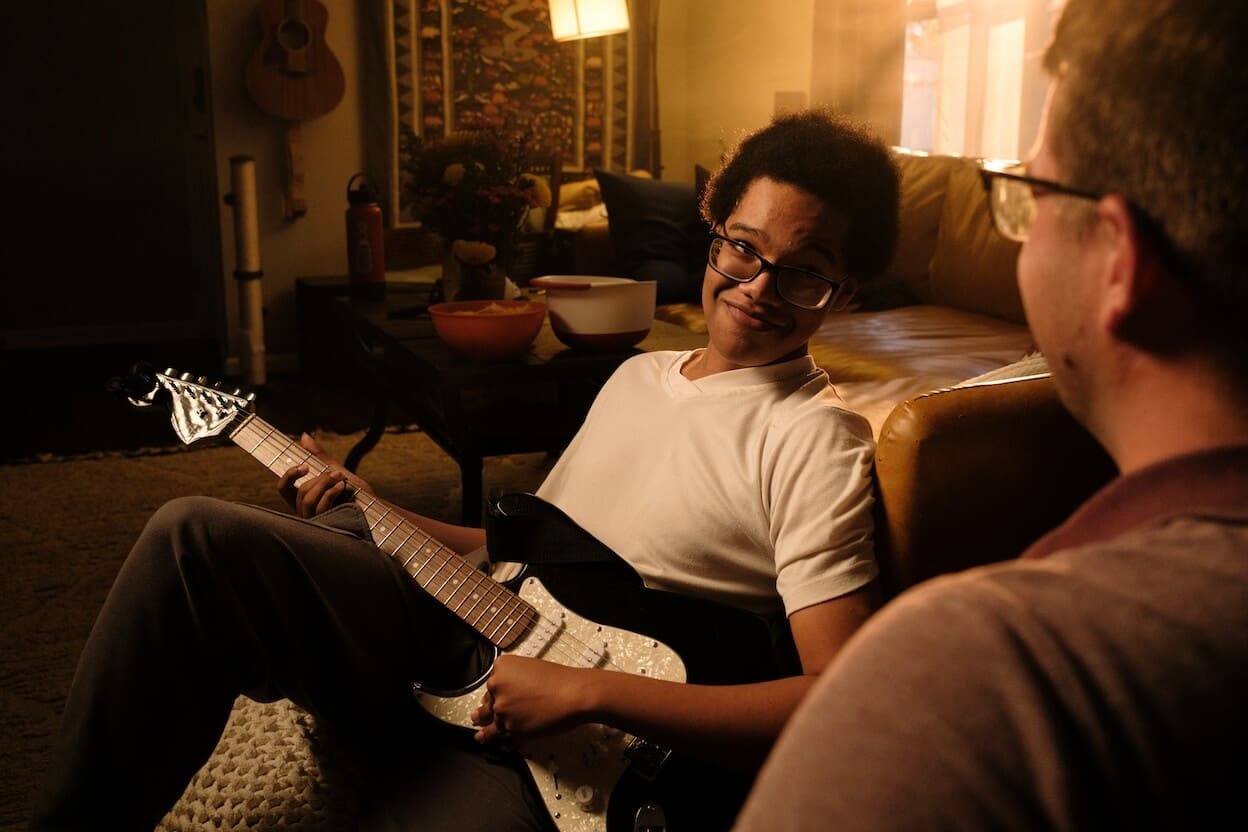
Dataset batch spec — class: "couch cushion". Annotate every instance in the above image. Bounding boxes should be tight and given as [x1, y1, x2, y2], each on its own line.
[928, 159, 1027, 324]
[811, 305, 1032, 385]
[595, 169, 710, 304]
[811, 305, 1034, 435]
[856, 151, 960, 310]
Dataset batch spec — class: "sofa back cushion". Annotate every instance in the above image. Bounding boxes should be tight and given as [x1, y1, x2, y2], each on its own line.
[594, 169, 710, 304]
[869, 151, 961, 306]
[927, 158, 1027, 324]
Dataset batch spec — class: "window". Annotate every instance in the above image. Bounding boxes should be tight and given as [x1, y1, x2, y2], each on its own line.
[900, 0, 1062, 159]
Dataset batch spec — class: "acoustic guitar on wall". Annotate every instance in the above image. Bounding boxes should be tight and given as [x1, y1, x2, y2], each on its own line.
[244, 0, 345, 220]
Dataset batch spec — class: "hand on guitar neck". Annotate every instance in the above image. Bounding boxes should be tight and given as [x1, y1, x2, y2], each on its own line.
[276, 432, 372, 518]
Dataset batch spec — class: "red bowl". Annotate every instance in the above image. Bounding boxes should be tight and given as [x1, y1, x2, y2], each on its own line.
[428, 299, 547, 361]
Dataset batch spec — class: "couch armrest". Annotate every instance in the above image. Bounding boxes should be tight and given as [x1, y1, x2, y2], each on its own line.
[873, 375, 1116, 597]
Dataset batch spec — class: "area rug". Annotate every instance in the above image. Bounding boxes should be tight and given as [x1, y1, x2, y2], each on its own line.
[0, 428, 552, 831]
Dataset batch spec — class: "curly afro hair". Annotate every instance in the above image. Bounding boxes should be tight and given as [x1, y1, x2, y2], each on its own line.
[701, 109, 900, 282]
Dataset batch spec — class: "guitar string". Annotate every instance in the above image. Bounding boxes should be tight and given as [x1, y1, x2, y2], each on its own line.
[230, 418, 635, 675]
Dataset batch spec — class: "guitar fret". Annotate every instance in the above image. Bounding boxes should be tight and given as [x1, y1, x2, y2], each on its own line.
[444, 567, 489, 617]
[370, 508, 402, 549]
[244, 423, 275, 455]
[404, 537, 444, 578]
[480, 592, 523, 643]
[216, 404, 541, 648]
[228, 413, 258, 440]
[496, 614, 534, 649]
[409, 550, 453, 589]
[460, 578, 498, 626]
[400, 543, 426, 569]
[489, 587, 530, 640]
[430, 562, 460, 602]
[264, 437, 303, 475]
[390, 526, 420, 558]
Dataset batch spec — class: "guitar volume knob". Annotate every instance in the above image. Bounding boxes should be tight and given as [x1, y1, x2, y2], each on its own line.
[573, 785, 601, 813]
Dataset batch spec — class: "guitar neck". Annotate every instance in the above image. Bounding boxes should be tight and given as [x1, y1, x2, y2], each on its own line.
[228, 414, 536, 650]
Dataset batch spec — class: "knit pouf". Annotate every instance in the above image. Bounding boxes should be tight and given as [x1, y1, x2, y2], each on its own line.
[158, 696, 359, 831]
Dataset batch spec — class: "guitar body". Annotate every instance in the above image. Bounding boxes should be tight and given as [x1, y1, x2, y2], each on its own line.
[419, 552, 789, 831]
[123, 366, 793, 832]
[245, 0, 345, 121]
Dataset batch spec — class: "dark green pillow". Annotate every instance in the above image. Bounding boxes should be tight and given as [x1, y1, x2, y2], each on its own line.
[594, 169, 710, 304]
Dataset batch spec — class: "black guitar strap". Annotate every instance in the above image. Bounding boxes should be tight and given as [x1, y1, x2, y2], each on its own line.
[487, 492, 803, 678]
[484, 492, 618, 565]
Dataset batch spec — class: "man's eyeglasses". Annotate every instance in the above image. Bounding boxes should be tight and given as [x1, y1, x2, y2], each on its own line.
[707, 233, 852, 311]
[978, 166, 1103, 242]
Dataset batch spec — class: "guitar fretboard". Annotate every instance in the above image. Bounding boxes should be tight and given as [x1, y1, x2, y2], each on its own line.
[229, 414, 537, 650]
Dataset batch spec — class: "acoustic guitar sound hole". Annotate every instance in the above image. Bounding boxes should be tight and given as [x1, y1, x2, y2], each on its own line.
[277, 20, 310, 51]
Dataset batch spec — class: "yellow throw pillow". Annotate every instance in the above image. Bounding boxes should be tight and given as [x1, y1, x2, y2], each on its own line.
[559, 178, 602, 212]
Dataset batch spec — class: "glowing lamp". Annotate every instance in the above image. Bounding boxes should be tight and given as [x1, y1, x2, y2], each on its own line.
[549, 0, 630, 42]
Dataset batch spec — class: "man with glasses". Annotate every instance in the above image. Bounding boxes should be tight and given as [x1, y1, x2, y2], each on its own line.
[32, 110, 902, 830]
[737, 1, 1247, 828]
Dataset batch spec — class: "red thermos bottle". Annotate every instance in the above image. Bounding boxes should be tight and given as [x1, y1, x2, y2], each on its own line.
[346, 173, 385, 299]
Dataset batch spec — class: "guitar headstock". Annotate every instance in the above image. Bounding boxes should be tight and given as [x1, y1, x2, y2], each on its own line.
[117, 365, 255, 446]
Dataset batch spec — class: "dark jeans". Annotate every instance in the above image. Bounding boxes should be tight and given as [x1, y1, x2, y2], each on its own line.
[30, 496, 553, 831]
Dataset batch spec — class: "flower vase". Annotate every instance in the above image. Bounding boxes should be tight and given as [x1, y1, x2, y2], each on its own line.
[442, 245, 507, 302]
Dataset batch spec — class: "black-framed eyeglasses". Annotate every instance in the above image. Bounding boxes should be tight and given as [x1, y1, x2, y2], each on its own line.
[978, 165, 1103, 242]
[707, 232, 851, 311]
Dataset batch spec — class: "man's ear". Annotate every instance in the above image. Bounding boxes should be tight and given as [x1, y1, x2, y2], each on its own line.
[1096, 194, 1153, 337]
[1097, 194, 1185, 350]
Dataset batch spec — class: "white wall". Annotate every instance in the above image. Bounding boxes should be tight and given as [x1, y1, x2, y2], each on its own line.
[207, 0, 367, 371]
[658, 0, 815, 183]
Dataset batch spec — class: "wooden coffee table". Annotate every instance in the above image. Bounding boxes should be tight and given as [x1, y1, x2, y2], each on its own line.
[336, 289, 705, 523]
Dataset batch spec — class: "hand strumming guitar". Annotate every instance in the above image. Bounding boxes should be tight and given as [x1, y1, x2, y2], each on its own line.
[471, 655, 595, 745]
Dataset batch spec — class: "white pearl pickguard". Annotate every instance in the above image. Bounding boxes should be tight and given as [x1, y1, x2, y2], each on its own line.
[415, 576, 685, 832]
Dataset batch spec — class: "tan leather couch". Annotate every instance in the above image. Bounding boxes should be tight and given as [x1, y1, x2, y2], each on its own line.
[873, 374, 1116, 598]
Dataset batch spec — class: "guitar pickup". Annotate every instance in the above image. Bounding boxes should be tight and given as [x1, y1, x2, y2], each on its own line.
[511, 611, 609, 669]
[510, 614, 564, 659]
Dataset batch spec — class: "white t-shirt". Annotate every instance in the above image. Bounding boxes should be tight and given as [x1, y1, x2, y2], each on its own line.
[536, 349, 877, 618]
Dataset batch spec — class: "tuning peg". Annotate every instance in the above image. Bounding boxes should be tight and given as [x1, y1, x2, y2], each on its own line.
[180, 372, 192, 381]
[245, 392, 257, 403]
[232, 388, 242, 396]
[164, 367, 176, 376]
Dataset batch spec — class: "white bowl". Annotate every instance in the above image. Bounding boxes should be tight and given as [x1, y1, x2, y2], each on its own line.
[529, 276, 657, 351]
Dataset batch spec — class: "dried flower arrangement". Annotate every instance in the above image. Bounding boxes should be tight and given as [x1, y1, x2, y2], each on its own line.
[402, 121, 552, 267]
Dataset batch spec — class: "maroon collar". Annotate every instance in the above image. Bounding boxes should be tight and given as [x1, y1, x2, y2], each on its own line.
[1022, 444, 1248, 560]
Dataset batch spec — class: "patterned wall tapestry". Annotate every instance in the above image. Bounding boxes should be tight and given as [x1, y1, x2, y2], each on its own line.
[387, 0, 632, 225]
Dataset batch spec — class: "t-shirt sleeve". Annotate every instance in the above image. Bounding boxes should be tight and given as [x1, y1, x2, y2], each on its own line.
[768, 402, 879, 615]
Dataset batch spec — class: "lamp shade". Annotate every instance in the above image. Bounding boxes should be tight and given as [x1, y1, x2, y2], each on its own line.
[549, 0, 630, 41]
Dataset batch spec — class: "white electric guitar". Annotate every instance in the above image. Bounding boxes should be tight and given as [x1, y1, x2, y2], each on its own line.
[120, 365, 791, 832]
